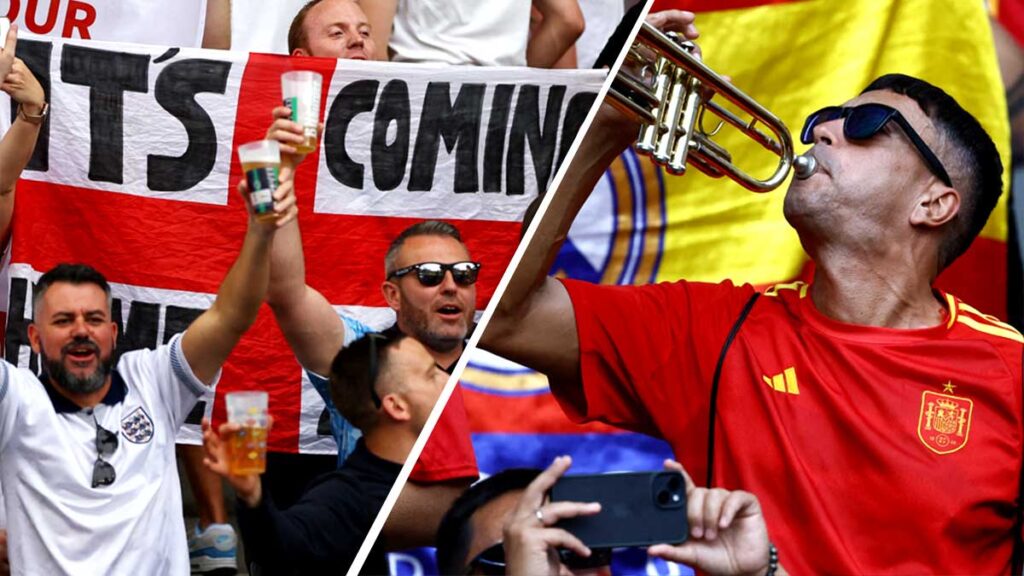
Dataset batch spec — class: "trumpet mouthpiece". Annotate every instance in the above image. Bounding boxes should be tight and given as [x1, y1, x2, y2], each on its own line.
[793, 155, 817, 179]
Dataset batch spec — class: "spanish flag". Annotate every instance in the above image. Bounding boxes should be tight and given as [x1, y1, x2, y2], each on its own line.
[649, 0, 1011, 317]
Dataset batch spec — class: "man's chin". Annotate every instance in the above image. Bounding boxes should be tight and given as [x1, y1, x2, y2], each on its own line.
[422, 326, 466, 353]
[58, 373, 107, 395]
[47, 355, 112, 395]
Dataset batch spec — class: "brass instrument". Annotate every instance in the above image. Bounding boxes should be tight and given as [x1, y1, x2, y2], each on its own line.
[609, 22, 816, 192]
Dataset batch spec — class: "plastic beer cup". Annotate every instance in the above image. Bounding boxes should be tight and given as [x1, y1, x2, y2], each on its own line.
[225, 391, 269, 475]
[237, 140, 280, 223]
[281, 70, 323, 154]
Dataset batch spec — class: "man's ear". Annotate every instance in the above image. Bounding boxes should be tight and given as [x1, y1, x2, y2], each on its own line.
[381, 281, 401, 312]
[28, 323, 41, 354]
[381, 392, 411, 423]
[291, 48, 310, 57]
[910, 184, 960, 228]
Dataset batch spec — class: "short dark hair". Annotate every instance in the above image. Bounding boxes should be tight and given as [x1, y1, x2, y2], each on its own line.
[288, 0, 325, 54]
[435, 468, 541, 575]
[861, 74, 1003, 272]
[33, 264, 111, 321]
[328, 332, 407, 431]
[384, 220, 464, 276]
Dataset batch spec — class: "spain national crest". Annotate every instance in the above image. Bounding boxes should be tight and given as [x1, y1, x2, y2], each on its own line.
[917, 388, 973, 455]
[121, 407, 155, 445]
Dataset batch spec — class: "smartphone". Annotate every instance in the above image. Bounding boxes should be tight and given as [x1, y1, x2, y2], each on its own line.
[0, 18, 10, 46]
[550, 470, 688, 550]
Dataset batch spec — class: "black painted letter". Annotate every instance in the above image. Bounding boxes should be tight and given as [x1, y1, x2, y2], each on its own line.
[61, 45, 149, 184]
[148, 59, 231, 191]
[325, 79, 379, 189]
[409, 82, 484, 193]
[371, 80, 411, 191]
[506, 85, 565, 196]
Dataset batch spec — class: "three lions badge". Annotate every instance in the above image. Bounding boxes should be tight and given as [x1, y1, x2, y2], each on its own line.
[121, 407, 155, 444]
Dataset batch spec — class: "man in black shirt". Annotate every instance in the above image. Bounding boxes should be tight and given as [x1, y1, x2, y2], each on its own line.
[202, 332, 449, 574]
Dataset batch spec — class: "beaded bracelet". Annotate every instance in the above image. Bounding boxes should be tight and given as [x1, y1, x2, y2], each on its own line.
[765, 542, 779, 576]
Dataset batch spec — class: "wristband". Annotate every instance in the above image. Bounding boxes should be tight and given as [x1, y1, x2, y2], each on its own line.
[17, 102, 48, 125]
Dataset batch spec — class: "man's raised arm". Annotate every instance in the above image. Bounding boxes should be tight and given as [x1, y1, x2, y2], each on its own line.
[479, 105, 631, 388]
[263, 107, 348, 377]
[362, 0, 398, 61]
[0, 26, 46, 246]
[481, 10, 699, 389]
[181, 178, 297, 384]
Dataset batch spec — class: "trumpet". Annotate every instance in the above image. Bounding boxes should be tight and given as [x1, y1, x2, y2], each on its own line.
[608, 22, 816, 192]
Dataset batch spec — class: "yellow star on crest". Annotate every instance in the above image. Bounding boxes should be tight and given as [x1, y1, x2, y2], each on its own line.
[943, 381, 956, 394]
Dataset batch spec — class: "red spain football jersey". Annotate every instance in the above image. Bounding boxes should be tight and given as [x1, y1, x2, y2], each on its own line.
[561, 278, 1023, 574]
[410, 384, 478, 482]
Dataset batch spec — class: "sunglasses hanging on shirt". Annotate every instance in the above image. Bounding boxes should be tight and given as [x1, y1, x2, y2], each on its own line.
[92, 416, 118, 488]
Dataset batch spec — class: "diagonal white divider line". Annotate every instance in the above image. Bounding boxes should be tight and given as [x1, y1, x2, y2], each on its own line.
[347, 2, 656, 572]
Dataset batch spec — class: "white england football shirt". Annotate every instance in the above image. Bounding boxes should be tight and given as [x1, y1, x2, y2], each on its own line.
[0, 332, 214, 575]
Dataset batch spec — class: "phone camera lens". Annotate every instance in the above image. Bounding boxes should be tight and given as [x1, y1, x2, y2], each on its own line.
[657, 490, 671, 505]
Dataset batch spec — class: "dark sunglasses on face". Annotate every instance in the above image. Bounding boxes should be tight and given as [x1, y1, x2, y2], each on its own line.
[92, 417, 118, 488]
[365, 331, 394, 410]
[800, 103, 953, 188]
[465, 541, 611, 574]
[466, 542, 505, 575]
[388, 261, 481, 287]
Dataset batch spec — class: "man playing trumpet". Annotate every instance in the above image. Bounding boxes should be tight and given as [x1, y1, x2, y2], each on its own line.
[482, 9, 1018, 574]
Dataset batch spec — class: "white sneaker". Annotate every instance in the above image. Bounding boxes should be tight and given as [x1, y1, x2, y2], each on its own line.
[188, 523, 238, 575]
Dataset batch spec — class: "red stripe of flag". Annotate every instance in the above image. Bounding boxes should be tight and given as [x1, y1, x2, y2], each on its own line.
[463, 385, 622, 435]
[996, 0, 1024, 48]
[11, 179, 516, 307]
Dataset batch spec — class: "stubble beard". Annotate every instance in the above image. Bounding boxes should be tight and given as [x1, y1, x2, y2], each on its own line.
[402, 306, 465, 355]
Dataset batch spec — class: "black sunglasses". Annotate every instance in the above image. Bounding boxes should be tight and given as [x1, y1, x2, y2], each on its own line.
[465, 541, 611, 574]
[92, 417, 118, 488]
[366, 332, 392, 409]
[466, 542, 505, 576]
[800, 103, 952, 187]
[388, 261, 481, 287]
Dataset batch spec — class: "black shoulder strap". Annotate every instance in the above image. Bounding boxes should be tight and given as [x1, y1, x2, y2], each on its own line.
[706, 291, 760, 488]
[1014, 344, 1024, 574]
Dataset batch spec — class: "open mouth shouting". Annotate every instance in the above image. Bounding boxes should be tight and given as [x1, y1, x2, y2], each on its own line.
[435, 302, 465, 323]
[63, 339, 101, 368]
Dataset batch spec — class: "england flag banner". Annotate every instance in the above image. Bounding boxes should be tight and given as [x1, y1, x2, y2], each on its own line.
[3, 0, 209, 46]
[2, 34, 603, 453]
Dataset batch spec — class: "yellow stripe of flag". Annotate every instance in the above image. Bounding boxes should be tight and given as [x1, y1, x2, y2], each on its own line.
[655, 0, 1009, 285]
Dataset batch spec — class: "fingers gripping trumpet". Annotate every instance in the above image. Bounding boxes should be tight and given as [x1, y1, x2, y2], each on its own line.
[609, 22, 816, 192]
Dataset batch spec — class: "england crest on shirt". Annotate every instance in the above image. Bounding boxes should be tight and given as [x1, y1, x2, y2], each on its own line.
[121, 407, 155, 444]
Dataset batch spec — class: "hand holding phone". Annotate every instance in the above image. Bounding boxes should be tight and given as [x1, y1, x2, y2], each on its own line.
[646, 459, 774, 576]
[550, 469, 689, 550]
[501, 456, 602, 576]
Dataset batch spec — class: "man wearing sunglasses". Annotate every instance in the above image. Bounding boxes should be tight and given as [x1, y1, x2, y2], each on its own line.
[480, 10, 1018, 575]
[203, 332, 450, 574]
[264, 115, 481, 548]
[0, 178, 296, 573]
